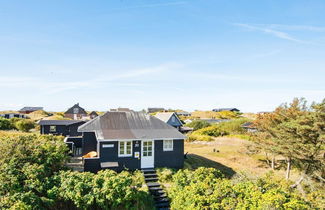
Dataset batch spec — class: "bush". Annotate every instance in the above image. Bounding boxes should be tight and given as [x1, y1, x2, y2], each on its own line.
[156, 168, 176, 183]
[0, 133, 154, 209]
[167, 168, 314, 210]
[0, 134, 69, 209]
[14, 119, 36, 132]
[187, 133, 213, 142]
[194, 125, 228, 137]
[0, 117, 14, 130]
[186, 120, 211, 131]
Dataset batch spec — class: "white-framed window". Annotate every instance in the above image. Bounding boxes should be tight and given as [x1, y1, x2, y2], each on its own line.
[50, 126, 56, 132]
[163, 140, 173, 151]
[118, 141, 133, 157]
[73, 108, 79, 114]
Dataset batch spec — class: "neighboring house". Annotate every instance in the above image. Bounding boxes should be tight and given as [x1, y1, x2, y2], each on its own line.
[39, 120, 85, 136]
[0, 113, 26, 119]
[64, 103, 88, 120]
[212, 108, 240, 112]
[147, 107, 165, 113]
[201, 119, 231, 124]
[19, 107, 43, 114]
[89, 111, 99, 119]
[241, 122, 257, 132]
[176, 111, 191, 117]
[78, 111, 186, 173]
[154, 112, 183, 130]
[184, 119, 193, 124]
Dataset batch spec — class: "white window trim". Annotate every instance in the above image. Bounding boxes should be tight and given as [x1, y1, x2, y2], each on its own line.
[118, 140, 133, 157]
[163, 140, 173, 151]
[50, 125, 56, 132]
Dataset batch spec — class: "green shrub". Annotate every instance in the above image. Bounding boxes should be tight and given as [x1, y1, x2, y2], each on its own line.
[186, 120, 211, 131]
[0, 117, 14, 130]
[14, 119, 36, 132]
[187, 133, 213, 141]
[168, 168, 313, 210]
[156, 168, 176, 183]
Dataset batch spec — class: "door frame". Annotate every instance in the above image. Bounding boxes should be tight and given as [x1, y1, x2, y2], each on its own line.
[141, 140, 154, 168]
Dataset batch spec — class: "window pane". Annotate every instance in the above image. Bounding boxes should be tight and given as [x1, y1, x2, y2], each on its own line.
[120, 142, 125, 154]
[148, 152, 152, 156]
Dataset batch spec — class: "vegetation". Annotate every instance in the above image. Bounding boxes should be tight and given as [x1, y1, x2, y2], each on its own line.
[187, 118, 250, 141]
[167, 168, 322, 209]
[0, 117, 37, 132]
[253, 98, 325, 185]
[191, 110, 241, 119]
[0, 133, 153, 209]
[186, 120, 211, 131]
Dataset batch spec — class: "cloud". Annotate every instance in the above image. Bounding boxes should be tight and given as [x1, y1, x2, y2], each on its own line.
[0, 62, 181, 93]
[264, 24, 325, 32]
[234, 23, 306, 43]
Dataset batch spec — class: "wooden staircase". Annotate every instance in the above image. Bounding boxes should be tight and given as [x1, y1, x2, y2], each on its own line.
[66, 157, 84, 172]
[142, 168, 170, 210]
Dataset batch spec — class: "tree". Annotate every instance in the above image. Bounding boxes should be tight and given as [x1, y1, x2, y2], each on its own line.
[254, 98, 325, 184]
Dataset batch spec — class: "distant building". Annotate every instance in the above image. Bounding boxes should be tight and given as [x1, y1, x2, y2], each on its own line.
[176, 111, 191, 117]
[155, 112, 183, 131]
[19, 107, 43, 114]
[64, 103, 87, 120]
[110, 108, 131, 112]
[39, 120, 85, 136]
[0, 113, 26, 119]
[89, 111, 99, 119]
[212, 108, 240, 112]
[241, 122, 257, 132]
[147, 107, 165, 113]
[184, 119, 193, 124]
[201, 119, 231, 124]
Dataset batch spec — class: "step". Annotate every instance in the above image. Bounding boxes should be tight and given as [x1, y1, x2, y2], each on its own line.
[150, 190, 165, 196]
[154, 194, 167, 199]
[156, 208, 170, 210]
[155, 201, 170, 208]
[69, 157, 83, 163]
[154, 193, 167, 198]
[154, 197, 169, 203]
[145, 177, 158, 182]
[147, 182, 160, 187]
[66, 162, 83, 167]
[141, 168, 155, 174]
[144, 173, 158, 178]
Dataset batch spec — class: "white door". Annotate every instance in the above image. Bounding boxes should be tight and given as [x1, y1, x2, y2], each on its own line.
[141, 140, 154, 168]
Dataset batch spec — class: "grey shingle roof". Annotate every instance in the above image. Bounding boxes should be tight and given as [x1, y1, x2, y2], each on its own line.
[38, 120, 85, 126]
[78, 111, 186, 140]
[19, 107, 43, 111]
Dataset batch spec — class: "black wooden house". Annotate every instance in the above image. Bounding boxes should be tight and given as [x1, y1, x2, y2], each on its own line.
[78, 111, 186, 173]
[39, 120, 85, 137]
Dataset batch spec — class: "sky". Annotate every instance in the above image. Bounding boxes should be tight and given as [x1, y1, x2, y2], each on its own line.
[0, 0, 324, 113]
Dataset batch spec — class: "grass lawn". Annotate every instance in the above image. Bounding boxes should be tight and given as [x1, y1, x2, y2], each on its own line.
[184, 137, 300, 181]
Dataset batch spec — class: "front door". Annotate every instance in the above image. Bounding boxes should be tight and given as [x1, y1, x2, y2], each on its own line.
[141, 140, 154, 168]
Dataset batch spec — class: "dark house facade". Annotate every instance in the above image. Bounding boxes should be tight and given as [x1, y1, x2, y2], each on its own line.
[78, 111, 186, 173]
[64, 103, 88, 120]
[0, 113, 26, 119]
[19, 107, 43, 114]
[212, 108, 240, 112]
[39, 120, 85, 137]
